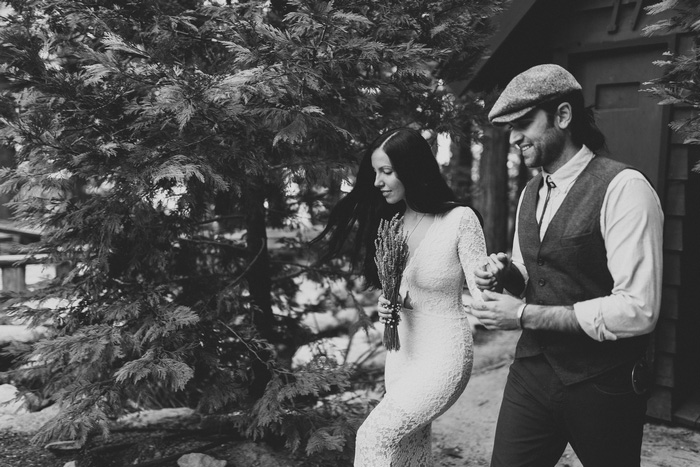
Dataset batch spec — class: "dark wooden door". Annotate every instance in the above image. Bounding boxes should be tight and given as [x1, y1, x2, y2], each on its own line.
[568, 43, 668, 189]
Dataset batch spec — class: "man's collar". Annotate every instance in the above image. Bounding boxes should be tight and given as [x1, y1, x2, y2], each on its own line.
[542, 145, 594, 189]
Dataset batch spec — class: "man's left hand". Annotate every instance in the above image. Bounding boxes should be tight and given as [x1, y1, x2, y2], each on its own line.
[470, 290, 523, 331]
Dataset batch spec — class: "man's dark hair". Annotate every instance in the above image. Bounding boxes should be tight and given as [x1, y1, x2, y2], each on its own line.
[539, 90, 607, 153]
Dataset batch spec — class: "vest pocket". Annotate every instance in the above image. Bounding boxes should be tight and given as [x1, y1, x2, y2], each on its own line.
[559, 230, 596, 247]
[558, 231, 608, 267]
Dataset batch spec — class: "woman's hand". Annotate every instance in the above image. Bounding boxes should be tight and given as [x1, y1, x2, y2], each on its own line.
[474, 253, 509, 292]
[377, 294, 401, 323]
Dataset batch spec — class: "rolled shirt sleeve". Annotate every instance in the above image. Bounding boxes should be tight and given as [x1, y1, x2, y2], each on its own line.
[573, 170, 664, 341]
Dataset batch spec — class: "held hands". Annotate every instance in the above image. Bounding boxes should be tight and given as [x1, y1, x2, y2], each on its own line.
[470, 290, 523, 331]
[474, 252, 510, 292]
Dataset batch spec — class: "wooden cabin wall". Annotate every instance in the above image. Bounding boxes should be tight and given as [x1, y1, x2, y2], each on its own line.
[645, 29, 700, 425]
[670, 144, 700, 427]
[649, 99, 685, 420]
[657, 94, 700, 426]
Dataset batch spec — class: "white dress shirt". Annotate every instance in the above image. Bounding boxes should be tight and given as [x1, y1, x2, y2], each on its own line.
[511, 145, 664, 341]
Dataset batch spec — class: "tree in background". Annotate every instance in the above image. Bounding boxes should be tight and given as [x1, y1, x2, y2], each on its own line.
[644, 0, 700, 173]
[0, 0, 501, 462]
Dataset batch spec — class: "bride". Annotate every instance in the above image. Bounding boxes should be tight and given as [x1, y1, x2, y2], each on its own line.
[313, 128, 487, 466]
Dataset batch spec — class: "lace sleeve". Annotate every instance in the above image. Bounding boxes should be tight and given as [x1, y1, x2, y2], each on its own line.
[457, 207, 487, 303]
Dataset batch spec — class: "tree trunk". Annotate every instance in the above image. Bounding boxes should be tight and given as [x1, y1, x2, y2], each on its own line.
[447, 133, 474, 205]
[244, 175, 275, 397]
[478, 126, 509, 253]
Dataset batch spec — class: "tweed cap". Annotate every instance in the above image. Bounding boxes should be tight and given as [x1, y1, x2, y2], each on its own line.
[488, 64, 582, 124]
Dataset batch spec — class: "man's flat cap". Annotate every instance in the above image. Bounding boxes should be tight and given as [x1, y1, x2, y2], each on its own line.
[488, 64, 582, 124]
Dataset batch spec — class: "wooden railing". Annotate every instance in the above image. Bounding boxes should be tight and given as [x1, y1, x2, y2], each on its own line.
[0, 221, 43, 292]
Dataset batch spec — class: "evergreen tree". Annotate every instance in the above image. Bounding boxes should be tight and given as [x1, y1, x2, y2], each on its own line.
[644, 0, 700, 172]
[0, 0, 501, 461]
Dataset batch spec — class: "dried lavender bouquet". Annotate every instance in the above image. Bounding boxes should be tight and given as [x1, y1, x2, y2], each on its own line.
[374, 213, 410, 351]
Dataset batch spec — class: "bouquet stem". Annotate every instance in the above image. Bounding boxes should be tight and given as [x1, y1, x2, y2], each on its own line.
[383, 303, 402, 351]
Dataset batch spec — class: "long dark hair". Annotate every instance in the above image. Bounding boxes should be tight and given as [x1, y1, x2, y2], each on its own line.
[312, 127, 477, 288]
[540, 90, 607, 153]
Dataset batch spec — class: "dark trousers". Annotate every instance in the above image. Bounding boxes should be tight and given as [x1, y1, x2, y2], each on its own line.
[491, 355, 648, 467]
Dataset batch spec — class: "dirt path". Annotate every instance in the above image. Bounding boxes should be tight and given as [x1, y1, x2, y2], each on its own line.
[431, 330, 700, 466]
[2, 329, 699, 466]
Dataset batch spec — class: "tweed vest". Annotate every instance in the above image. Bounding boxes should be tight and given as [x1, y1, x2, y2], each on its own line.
[517, 156, 648, 385]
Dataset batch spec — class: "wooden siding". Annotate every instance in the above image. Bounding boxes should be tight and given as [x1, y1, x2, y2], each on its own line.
[672, 144, 700, 426]
[649, 93, 700, 423]
[661, 286, 679, 320]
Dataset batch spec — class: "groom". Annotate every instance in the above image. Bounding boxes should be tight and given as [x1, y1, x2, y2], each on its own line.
[472, 64, 664, 467]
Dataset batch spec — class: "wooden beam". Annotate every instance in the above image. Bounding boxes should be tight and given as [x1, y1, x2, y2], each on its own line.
[0, 221, 41, 241]
[673, 393, 700, 429]
[0, 254, 47, 267]
[0, 254, 48, 292]
[1, 266, 25, 292]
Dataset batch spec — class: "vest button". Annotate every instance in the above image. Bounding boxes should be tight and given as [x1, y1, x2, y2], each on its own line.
[538, 279, 546, 286]
[537, 258, 544, 266]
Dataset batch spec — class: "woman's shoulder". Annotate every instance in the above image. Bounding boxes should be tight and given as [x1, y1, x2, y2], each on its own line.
[442, 204, 479, 223]
[433, 206, 478, 232]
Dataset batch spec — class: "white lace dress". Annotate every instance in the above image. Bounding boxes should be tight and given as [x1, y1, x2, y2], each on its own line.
[354, 206, 487, 466]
